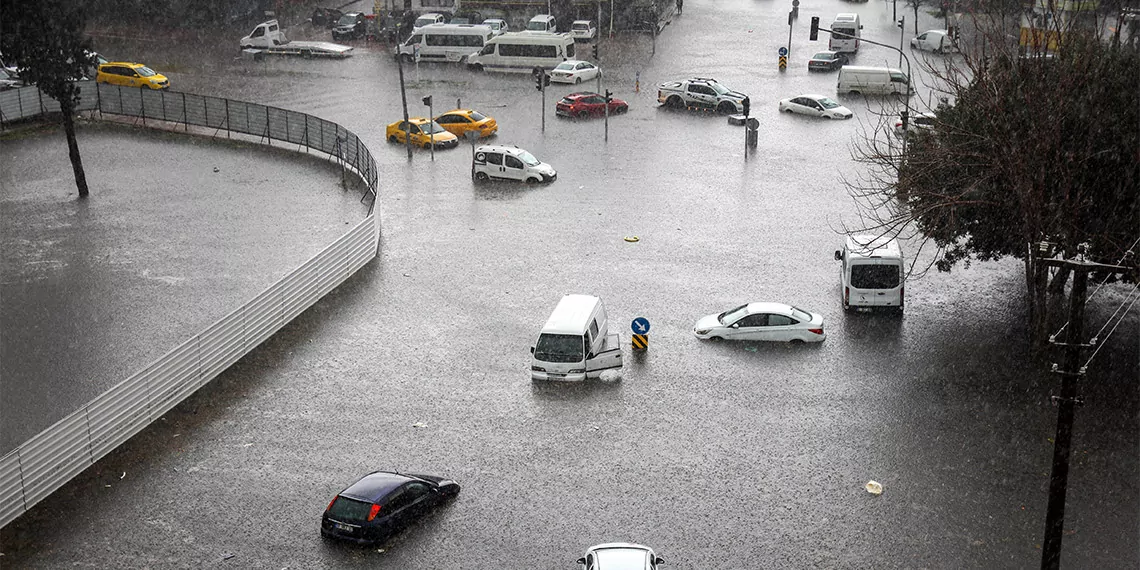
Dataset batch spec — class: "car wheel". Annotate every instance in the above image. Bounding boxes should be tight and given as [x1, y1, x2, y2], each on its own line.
[717, 101, 735, 114]
[790, 339, 805, 345]
[526, 177, 540, 184]
[474, 171, 489, 182]
[848, 90, 861, 96]
[401, 53, 414, 63]
[388, 135, 398, 143]
[575, 77, 582, 84]
[618, 105, 628, 114]
[576, 110, 589, 119]
[469, 63, 484, 72]
[709, 335, 722, 342]
[784, 107, 794, 113]
[423, 142, 432, 150]
[665, 95, 684, 109]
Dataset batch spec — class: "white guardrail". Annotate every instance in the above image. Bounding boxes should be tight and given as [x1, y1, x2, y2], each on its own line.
[0, 82, 381, 528]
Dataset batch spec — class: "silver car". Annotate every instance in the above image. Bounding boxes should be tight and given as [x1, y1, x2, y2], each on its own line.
[577, 543, 664, 570]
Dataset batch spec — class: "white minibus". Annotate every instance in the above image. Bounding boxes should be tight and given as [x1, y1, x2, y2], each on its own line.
[465, 31, 575, 72]
[829, 13, 862, 53]
[834, 235, 905, 313]
[397, 24, 493, 62]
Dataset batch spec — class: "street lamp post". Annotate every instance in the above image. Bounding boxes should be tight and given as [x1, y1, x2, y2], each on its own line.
[395, 52, 412, 160]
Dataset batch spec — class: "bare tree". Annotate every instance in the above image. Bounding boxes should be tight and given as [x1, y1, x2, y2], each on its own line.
[842, 8, 1139, 343]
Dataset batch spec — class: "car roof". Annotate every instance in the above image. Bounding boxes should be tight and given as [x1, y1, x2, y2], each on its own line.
[744, 302, 796, 316]
[572, 20, 593, 24]
[103, 62, 147, 67]
[542, 294, 601, 335]
[799, 93, 829, 99]
[559, 59, 588, 64]
[565, 91, 599, 98]
[846, 235, 902, 258]
[340, 471, 417, 502]
[474, 144, 527, 155]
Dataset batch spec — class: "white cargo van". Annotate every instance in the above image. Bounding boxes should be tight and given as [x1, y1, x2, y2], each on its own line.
[834, 235, 905, 313]
[837, 66, 911, 96]
[397, 24, 494, 63]
[465, 31, 575, 72]
[829, 13, 862, 53]
[531, 294, 623, 381]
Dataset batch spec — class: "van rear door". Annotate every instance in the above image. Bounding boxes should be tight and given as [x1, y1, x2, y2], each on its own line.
[585, 332, 622, 378]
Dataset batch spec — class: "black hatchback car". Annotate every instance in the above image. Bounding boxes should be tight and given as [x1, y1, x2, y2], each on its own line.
[807, 50, 849, 71]
[332, 12, 368, 41]
[321, 471, 460, 544]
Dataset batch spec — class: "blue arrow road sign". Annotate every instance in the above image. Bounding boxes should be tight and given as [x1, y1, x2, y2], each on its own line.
[631, 317, 651, 334]
[778, 46, 788, 56]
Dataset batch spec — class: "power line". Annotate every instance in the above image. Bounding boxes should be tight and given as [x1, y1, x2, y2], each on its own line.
[1083, 284, 1140, 369]
[1050, 235, 1139, 340]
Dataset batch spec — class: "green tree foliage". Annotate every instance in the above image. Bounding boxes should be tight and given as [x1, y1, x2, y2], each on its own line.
[1, 0, 96, 197]
[847, 26, 1139, 339]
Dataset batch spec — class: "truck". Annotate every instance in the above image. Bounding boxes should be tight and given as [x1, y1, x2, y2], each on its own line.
[239, 20, 354, 58]
[656, 77, 749, 114]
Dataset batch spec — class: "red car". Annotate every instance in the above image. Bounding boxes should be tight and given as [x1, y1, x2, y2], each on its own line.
[555, 92, 629, 119]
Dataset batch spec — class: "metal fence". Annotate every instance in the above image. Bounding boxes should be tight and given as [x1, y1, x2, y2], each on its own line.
[0, 83, 382, 529]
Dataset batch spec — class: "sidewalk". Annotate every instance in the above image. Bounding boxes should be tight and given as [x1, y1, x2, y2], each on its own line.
[0, 120, 370, 454]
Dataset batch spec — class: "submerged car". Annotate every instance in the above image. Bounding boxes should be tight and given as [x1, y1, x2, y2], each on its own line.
[693, 302, 825, 343]
[550, 59, 601, 84]
[433, 108, 498, 138]
[778, 94, 853, 119]
[807, 50, 848, 71]
[577, 543, 665, 570]
[95, 62, 169, 89]
[556, 92, 628, 118]
[385, 117, 459, 149]
[321, 471, 460, 544]
[472, 144, 556, 183]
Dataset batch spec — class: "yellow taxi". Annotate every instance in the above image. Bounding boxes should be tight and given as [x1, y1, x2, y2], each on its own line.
[385, 118, 459, 149]
[433, 109, 498, 139]
[95, 62, 169, 90]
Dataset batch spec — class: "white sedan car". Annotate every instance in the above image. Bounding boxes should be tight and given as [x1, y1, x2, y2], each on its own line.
[778, 94, 853, 119]
[550, 59, 601, 84]
[577, 543, 664, 570]
[693, 302, 826, 343]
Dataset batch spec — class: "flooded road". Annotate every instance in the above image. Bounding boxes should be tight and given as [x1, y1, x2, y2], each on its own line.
[1, 0, 1136, 567]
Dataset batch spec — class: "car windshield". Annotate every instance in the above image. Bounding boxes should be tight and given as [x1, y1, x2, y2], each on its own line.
[573, 23, 589, 30]
[851, 264, 901, 289]
[555, 62, 574, 71]
[425, 121, 448, 134]
[468, 111, 487, 121]
[338, 14, 357, 26]
[518, 151, 540, 166]
[790, 307, 813, 322]
[534, 333, 583, 363]
[136, 66, 156, 77]
[719, 304, 749, 325]
[327, 496, 374, 522]
[526, 21, 546, 30]
[596, 548, 647, 567]
[818, 97, 840, 109]
[709, 82, 730, 95]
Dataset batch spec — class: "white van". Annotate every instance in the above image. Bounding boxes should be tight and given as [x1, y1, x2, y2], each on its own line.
[465, 32, 576, 73]
[531, 294, 623, 381]
[834, 235, 905, 313]
[526, 14, 558, 32]
[829, 13, 862, 53]
[472, 144, 557, 183]
[397, 24, 494, 63]
[837, 66, 911, 95]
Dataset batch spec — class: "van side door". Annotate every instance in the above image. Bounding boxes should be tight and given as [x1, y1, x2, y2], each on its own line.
[503, 154, 526, 181]
[585, 331, 622, 378]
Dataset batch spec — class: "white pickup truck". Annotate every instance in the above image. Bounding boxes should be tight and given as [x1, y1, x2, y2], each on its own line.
[657, 77, 749, 114]
[240, 20, 354, 58]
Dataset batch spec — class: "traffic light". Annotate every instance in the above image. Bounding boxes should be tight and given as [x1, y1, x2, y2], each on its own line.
[592, 43, 599, 60]
[421, 95, 432, 106]
[809, 16, 819, 41]
[900, 109, 909, 130]
[604, 89, 612, 103]
[742, 98, 750, 117]
[897, 17, 905, 30]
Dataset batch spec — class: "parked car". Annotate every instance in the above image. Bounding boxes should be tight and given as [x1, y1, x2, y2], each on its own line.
[472, 144, 556, 183]
[894, 111, 938, 138]
[577, 543, 665, 570]
[385, 118, 459, 149]
[570, 20, 597, 41]
[332, 12, 368, 40]
[911, 29, 956, 53]
[95, 62, 169, 90]
[807, 50, 848, 71]
[433, 108, 498, 138]
[550, 59, 601, 84]
[556, 91, 628, 118]
[526, 14, 557, 32]
[693, 302, 826, 343]
[481, 18, 508, 35]
[311, 7, 344, 28]
[778, 94, 853, 119]
[321, 471, 460, 545]
[0, 68, 22, 90]
[414, 13, 446, 31]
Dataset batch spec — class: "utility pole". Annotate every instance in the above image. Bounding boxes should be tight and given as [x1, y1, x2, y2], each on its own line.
[422, 95, 434, 161]
[1038, 255, 1132, 569]
[898, 16, 905, 67]
[396, 53, 412, 160]
[534, 66, 549, 133]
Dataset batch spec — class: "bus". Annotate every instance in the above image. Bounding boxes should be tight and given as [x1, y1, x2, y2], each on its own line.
[397, 23, 494, 62]
[465, 31, 575, 73]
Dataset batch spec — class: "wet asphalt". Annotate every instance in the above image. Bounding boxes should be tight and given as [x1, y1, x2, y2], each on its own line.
[1, 0, 1136, 568]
